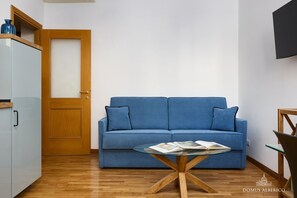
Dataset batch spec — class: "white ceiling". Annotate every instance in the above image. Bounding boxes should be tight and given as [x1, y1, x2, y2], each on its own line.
[44, 0, 95, 3]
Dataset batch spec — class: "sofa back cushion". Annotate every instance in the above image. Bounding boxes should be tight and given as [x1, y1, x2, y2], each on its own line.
[168, 97, 227, 130]
[110, 97, 168, 129]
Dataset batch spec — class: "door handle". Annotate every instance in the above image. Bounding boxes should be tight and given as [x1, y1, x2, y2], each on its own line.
[80, 90, 90, 94]
[13, 110, 19, 127]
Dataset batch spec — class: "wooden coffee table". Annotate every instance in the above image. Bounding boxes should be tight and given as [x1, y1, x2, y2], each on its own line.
[134, 143, 230, 198]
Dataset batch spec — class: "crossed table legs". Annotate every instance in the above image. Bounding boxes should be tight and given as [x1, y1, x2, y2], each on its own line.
[147, 154, 217, 198]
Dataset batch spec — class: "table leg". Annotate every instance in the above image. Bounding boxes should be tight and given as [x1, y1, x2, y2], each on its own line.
[185, 155, 217, 193]
[186, 172, 217, 193]
[148, 154, 217, 198]
[148, 171, 178, 193]
[177, 156, 188, 198]
[179, 172, 188, 198]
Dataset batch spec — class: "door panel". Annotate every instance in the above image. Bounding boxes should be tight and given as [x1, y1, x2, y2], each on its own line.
[42, 30, 91, 155]
[49, 109, 81, 138]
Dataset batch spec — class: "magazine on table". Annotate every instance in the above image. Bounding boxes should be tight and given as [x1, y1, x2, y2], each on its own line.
[173, 141, 206, 149]
[149, 143, 183, 153]
[149, 140, 230, 153]
[193, 140, 230, 150]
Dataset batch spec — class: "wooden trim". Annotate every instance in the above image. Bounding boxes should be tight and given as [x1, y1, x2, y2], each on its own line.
[247, 155, 287, 183]
[11, 6, 42, 29]
[0, 34, 42, 50]
[277, 108, 297, 188]
[91, 149, 98, 153]
[0, 102, 13, 109]
[10, 5, 43, 45]
[284, 114, 295, 132]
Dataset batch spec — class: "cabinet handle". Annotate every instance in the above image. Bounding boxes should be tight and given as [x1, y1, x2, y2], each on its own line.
[13, 110, 19, 127]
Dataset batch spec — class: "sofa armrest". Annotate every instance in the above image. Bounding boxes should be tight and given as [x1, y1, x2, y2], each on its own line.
[99, 117, 108, 132]
[235, 118, 247, 145]
[235, 118, 248, 169]
[98, 117, 107, 168]
[235, 118, 247, 135]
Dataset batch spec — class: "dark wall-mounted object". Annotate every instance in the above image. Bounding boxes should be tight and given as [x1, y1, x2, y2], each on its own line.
[273, 0, 297, 59]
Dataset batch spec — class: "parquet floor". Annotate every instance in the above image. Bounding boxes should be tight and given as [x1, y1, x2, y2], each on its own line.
[16, 154, 280, 198]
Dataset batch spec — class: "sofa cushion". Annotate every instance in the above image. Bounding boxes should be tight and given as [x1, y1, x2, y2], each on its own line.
[171, 130, 243, 150]
[211, 106, 238, 131]
[168, 97, 227, 130]
[105, 106, 132, 131]
[102, 129, 172, 149]
[110, 97, 168, 129]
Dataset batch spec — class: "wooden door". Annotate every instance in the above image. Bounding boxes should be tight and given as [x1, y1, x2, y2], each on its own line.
[42, 30, 91, 155]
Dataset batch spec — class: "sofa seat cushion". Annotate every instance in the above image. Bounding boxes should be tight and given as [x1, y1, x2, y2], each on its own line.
[171, 130, 243, 150]
[103, 129, 172, 149]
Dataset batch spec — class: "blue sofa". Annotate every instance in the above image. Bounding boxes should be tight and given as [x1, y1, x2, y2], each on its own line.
[98, 97, 247, 169]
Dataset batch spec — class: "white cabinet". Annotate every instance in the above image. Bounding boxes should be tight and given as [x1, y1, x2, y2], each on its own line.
[0, 36, 41, 198]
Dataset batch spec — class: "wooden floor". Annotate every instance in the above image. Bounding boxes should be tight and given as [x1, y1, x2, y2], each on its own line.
[16, 154, 280, 198]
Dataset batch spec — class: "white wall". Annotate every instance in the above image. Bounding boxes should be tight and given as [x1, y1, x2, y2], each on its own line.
[0, 0, 44, 25]
[44, 0, 239, 149]
[239, 0, 295, 176]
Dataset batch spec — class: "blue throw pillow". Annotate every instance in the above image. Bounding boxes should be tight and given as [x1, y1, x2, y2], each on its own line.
[211, 106, 238, 131]
[105, 106, 132, 131]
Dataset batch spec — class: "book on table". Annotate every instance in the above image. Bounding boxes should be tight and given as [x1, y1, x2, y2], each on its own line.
[149, 143, 183, 153]
[149, 140, 230, 153]
[193, 140, 230, 150]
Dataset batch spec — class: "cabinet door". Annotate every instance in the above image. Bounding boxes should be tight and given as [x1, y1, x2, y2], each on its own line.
[11, 40, 41, 197]
[0, 108, 12, 198]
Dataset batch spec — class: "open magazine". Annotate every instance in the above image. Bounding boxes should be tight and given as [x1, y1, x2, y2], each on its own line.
[149, 143, 183, 153]
[193, 140, 230, 150]
[149, 140, 230, 153]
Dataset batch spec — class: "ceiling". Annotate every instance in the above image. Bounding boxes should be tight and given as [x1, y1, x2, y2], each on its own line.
[44, 0, 95, 3]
